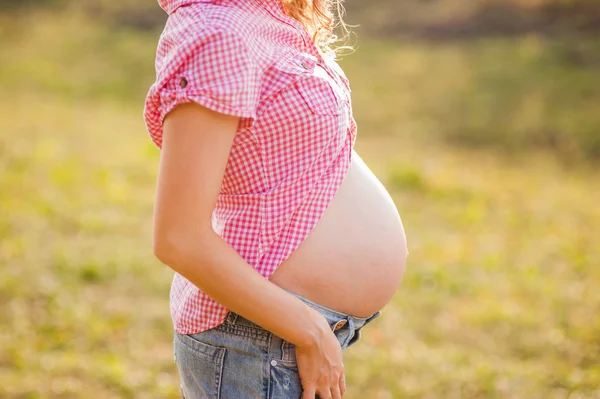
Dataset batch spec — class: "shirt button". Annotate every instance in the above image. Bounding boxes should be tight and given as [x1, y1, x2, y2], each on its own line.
[301, 60, 311, 70]
[270, 360, 278, 366]
[179, 77, 188, 89]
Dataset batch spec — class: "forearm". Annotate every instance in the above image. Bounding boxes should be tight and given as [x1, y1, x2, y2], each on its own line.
[156, 227, 325, 347]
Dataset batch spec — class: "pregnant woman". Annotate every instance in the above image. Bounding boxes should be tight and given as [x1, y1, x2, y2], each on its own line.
[143, 0, 408, 397]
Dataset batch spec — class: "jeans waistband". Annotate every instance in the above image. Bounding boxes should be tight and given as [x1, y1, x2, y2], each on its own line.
[224, 288, 381, 328]
[222, 288, 382, 350]
[280, 288, 380, 324]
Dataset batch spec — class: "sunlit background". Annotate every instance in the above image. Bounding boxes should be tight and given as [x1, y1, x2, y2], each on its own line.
[1, 0, 599, 397]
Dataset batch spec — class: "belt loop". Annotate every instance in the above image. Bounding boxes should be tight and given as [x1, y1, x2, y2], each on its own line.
[341, 317, 355, 348]
[226, 311, 238, 325]
[281, 340, 294, 362]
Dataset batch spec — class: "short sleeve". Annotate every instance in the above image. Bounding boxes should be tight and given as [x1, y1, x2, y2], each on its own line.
[143, 24, 261, 148]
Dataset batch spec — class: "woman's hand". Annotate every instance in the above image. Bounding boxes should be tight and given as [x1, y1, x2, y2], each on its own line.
[295, 308, 346, 399]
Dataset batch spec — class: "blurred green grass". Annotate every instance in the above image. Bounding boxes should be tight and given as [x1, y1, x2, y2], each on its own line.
[2, 8, 598, 160]
[1, 7, 599, 399]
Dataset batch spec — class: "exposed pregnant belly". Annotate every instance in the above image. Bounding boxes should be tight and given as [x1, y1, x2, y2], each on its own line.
[268, 150, 408, 318]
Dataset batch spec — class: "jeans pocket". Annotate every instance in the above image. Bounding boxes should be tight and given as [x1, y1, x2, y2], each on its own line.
[174, 332, 226, 399]
[269, 358, 303, 399]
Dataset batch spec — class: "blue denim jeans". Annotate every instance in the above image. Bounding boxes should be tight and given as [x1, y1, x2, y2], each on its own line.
[173, 288, 382, 399]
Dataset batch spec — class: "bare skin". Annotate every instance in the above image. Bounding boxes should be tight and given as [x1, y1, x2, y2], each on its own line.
[269, 148, 408, 318]
[153, 102, 406, 399]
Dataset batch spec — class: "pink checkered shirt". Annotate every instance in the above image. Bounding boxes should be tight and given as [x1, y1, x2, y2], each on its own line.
[144, 0, 357, 334]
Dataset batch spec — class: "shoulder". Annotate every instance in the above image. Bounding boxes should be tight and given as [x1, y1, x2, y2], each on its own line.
[144, 2, 270, 148]
[156, 2, 266, 72]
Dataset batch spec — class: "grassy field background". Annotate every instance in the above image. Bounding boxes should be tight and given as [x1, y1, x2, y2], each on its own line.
[1, 2, 599, 398]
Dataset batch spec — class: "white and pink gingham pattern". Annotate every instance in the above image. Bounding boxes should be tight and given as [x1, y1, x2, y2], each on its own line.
[144, 0, 357, 334]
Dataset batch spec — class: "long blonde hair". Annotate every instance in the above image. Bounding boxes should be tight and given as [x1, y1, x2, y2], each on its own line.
[281, 0, 354, 57]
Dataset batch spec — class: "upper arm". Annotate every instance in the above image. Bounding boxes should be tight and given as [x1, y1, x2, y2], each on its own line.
[153, 103, 240, 253]
[145, 23, 262, 256]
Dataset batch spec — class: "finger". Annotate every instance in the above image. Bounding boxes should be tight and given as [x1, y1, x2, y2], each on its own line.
[302, 386, 316, 399]
[316, 389, 332, 399]
[331, 383, 342, 399]
[339, 372, 346, 397]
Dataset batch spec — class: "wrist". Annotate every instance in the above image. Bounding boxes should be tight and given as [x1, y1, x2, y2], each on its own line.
[293, 305, 330, 349]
